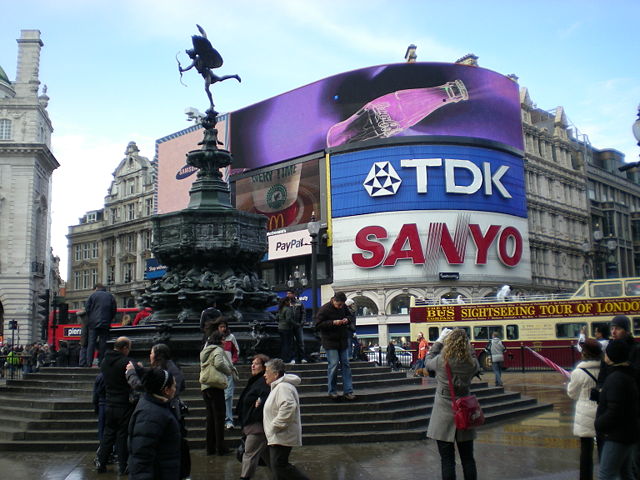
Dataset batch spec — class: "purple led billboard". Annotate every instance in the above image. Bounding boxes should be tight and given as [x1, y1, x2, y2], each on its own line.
[228, 63, 523, 169]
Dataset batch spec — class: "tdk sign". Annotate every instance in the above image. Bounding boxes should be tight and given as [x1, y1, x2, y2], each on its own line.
[332, 144, 526, 219]
[363, 159, 511, 198]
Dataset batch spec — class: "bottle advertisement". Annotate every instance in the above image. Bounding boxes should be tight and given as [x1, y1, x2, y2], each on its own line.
[228, 62, 523, 170]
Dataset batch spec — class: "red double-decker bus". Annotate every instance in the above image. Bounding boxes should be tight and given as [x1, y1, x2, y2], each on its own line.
[47, 308, 143, 349]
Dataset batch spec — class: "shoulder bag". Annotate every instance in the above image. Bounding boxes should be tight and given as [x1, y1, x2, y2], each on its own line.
[580, 367, 600, 402]
[199, 348, 228, 389]
[445, 362, 485, 430]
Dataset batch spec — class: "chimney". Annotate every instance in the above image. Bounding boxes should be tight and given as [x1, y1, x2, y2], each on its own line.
[15, 29, 43, 97]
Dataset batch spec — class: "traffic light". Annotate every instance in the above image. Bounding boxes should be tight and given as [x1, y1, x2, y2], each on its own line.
[37, 289, 50, 323]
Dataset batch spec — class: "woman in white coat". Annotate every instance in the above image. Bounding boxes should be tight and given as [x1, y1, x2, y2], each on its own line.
[262, 358, 309, 480]
[567, 338, 602, 480]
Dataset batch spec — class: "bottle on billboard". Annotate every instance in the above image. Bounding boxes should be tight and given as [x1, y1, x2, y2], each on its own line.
[326, 79, 469, 147]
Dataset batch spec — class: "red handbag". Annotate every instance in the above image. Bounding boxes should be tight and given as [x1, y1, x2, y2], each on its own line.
[445, 362, 485, 430]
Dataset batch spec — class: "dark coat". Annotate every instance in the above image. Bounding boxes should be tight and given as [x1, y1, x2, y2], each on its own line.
[128, 393, 181, 480]
[595, 365, 640, 444]
[236, 373, 270, 428]
[315, 301, 350, 350]
[100, 349, 133, 407]
[85, 289, 117, 330]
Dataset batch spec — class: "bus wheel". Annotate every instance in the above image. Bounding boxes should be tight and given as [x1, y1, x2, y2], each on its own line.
[479, 352, 492, 371]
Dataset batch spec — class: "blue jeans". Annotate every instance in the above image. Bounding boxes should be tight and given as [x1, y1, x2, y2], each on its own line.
[599, 440, 634, 480]
[492, 360, 503, 386]
[326, 348, 353, 395]
[224, 374, 235, 425]
[292, 325, 306, 362]
[87, 327, 109, 366]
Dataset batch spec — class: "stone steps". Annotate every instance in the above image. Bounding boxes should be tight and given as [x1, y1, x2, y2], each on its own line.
[0, 362, 552, 451]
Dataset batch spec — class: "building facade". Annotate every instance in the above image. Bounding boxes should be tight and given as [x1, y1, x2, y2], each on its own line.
[0, 30, 59, 344]
[65, 142, 154, 310]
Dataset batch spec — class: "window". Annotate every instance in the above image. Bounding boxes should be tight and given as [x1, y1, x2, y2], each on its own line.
[142, 230, 152, 250]
[126, 203, 135, 221]
[123, 263, 135, 283]
[82, 243, 91, 260]
[127, 179, 135, 195]
[0, 119, 11, 140]
[506, 324, 519, 340]
[556, 322, 587, 339]
[353, 296, 378, 316]
[126, 233, 136, 252]
[428, 327, 440, 342]
[91, 241, 98, 258]
[110, 208, 119, 224]
[74, 245, 82, 261]
[474, 325, 503, 340]
[145, 198, 153, 216]
[388, 294, 413, 315]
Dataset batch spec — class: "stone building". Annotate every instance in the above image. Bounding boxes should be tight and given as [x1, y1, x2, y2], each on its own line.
[65, 142, 154, 310]
[520, 92, 591, 293]
[0, 30, 59, 343]
[583, 147, 640, 279]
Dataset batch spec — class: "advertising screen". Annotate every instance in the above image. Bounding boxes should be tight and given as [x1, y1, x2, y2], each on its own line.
[156, 114, 229, 214]
[229, 63, 523, 169]
[332, 211, 531, 287]
[330, 144, 526, 219]
[234, 157, 322, 232]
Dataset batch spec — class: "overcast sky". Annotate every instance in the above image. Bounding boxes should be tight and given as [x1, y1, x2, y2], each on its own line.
[1, 0, 639, 280]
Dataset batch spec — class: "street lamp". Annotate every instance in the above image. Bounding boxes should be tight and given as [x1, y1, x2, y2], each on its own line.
[287, 265, 308, 294]
[307, 214, 321, 321]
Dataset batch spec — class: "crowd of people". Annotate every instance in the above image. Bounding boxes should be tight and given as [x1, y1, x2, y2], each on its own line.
[11, 281, 640, 479]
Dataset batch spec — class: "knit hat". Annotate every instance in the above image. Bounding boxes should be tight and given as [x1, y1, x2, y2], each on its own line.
[142, 367, 174, 395]
[610, 315, 631, 332]
[581, 338, 602, 359]
[605, 339, 630, 364]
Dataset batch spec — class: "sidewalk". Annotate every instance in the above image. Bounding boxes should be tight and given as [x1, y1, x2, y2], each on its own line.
[0, 372, 583, 479]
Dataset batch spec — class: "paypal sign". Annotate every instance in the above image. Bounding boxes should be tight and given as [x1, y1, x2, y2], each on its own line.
[330, 144, 526, 219]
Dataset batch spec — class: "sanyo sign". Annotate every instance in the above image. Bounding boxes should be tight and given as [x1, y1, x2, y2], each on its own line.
[332, 211, 531, 285]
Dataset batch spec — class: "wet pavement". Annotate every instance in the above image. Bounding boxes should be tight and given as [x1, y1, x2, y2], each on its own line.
[0, 371, 587, 479]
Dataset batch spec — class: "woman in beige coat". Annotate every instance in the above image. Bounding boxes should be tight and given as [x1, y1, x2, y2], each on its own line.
[567, 338, 601, 480]
[200, 331, 233, 456]
[425, 328, 480, 480]
[262, 358, 309, 480]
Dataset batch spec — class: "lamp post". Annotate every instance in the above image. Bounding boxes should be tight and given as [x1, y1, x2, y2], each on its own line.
[307, 214, 321, 321]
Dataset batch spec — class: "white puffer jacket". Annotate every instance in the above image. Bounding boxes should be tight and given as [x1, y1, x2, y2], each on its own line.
[263, 373, 302, 447]
[567, 359, 600, 437]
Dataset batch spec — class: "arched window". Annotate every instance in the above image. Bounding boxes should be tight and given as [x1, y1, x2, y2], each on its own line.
[388, 294, 414, 315]
[0, 119, 11, 140]
[352, 296, 378, 316]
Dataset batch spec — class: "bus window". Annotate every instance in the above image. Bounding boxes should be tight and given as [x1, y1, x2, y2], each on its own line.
[556, 322, 587, 338]
[457, 326, 471, 339]
[591, 322, 610, 339]
[428, 327, 439, 342]
[592, 282, 621, 298]
[473, 326, 489, 341]
[506, 325, 519, 340]
[626, 281, 640, 296]
[633, 317, 640, 337]
[488, 326, 504, 339]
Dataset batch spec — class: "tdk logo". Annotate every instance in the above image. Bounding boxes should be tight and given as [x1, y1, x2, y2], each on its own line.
[363, 158, 512, 198]
[363, 162, 402, 197]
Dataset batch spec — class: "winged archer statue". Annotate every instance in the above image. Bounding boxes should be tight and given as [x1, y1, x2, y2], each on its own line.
[178, 25, 241, 112]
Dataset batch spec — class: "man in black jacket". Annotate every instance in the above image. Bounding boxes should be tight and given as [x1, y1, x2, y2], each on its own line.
[85, 284, 117, 367]
[95, 337, 134, 475]
[315, 292, 355, 401]
[596, 315, 640, 474]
